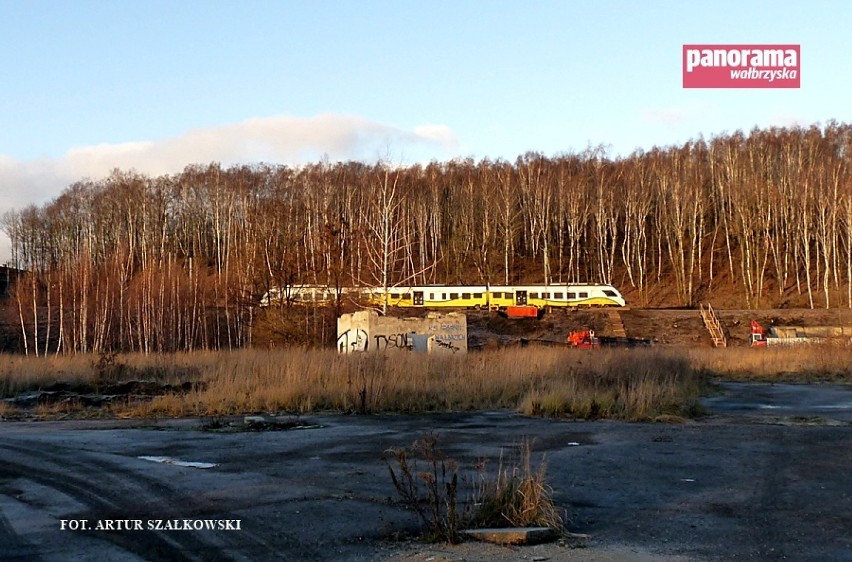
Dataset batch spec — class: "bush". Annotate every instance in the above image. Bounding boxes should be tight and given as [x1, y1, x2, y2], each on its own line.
[385, 433, 563, 544]
[469, 439, 563, 530]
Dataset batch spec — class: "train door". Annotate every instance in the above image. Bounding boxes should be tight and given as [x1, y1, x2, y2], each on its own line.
[413, 291, 424, 306]
[515, 290, 527, 305]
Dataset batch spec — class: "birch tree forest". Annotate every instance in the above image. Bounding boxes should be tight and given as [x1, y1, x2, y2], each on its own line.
[2, 123, 852, 353]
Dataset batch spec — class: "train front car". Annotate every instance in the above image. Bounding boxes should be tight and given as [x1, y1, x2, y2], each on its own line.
[594, 284, 626, 307]
[547, 284, 626, 307]
[488, 284, 626, 309]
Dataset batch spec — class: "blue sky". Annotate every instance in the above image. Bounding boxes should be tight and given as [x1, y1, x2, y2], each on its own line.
[1, 0, 850, 261]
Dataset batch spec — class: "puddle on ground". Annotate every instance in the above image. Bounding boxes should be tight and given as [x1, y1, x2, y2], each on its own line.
[137, 456, 217, 469]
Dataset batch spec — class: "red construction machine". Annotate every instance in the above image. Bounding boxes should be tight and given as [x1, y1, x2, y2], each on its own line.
[501, 305, 545, 319]
[566, 329, 653, 349]
[749, 320, 830, 347]
[567, 330, 601, 349]
[749, 320, 768, 347]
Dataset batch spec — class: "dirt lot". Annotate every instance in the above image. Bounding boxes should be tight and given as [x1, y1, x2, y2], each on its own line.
[1, 382, 851, 562]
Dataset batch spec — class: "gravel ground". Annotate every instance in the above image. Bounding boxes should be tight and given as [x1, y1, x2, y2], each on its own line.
[1, 382, 851, 561]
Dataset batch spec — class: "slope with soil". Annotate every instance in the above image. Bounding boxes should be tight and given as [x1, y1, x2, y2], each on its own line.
[460, 307, 852, 349]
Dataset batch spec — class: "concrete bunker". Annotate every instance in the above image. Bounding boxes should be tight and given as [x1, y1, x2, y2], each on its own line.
[337, 311, 467, 354]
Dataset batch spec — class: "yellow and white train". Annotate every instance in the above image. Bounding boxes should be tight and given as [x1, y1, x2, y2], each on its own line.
[261, 284, 626, 309]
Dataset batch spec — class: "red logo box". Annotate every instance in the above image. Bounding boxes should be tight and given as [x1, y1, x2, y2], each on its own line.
[683, 44, 800, 88]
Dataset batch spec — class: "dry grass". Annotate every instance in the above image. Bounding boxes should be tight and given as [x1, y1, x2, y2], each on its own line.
[4, 345, 848, 420]
[683, 346, 852, 382]
[0, 400, 20, 419]
[515, 350, 704, 419]
[0, 347, 709, 420]
[469, 439, 563, 530]
[0, 351, 204, 396]
[0, 353, 96, 396]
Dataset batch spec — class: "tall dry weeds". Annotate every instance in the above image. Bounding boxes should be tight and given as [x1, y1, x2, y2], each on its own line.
[469, 439, 563, 530]
[684, 346, 852, 381]
[385, 434, 562, 543]
[385, 433, 463, 543]
[4, 345, 850, 419]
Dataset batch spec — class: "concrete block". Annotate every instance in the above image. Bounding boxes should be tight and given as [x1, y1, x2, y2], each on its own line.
[462, 526, 559, 545]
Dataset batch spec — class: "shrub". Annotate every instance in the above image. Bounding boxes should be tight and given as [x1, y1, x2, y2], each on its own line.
[469, 439, 563, 530]
[385, 433, 462, 543]
[385, 434, 562, 544]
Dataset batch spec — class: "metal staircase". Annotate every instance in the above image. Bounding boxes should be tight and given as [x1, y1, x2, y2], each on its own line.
[700, 303, 727, 347]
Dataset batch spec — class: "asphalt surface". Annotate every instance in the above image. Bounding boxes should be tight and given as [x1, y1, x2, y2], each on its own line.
[1, 382, 851, 562]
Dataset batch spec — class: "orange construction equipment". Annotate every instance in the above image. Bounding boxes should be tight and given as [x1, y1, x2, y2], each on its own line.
[750, 320, 768, 347]
[567, 330, 601, 349]
[749, 320, 826, 347]
[505, 305, 542, 318]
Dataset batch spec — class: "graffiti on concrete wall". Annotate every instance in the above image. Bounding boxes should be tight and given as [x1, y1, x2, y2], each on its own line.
[337, 328, 368, 353]
[432, 337, 461, 353]
[429, 322, 467, 353]
[337, 311, 466, 354]
[373, 332, 413, 351]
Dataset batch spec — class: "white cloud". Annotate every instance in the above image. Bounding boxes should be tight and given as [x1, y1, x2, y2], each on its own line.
[0, 113, 460, 263]
[63, 113, 459, 176]
[413, 124, 459, 147]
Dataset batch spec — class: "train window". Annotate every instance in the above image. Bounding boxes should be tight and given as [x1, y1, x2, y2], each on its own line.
[579, 292, 588, 298]
[450, 293, 459, 300]
[567, 292, 576, 299]
[462, 293, 471, 299]
[473, 293, 482, 298]
[603, 290, 617, 297]
[492, 292, 501, 299]
[554, 292, 564, 299]
[542, 292, 550, 299]
[403, 293, 411, 300]
[442, 293, 447, 300]
[530, 292, 539, 299]
[430, 293, 435, 300]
